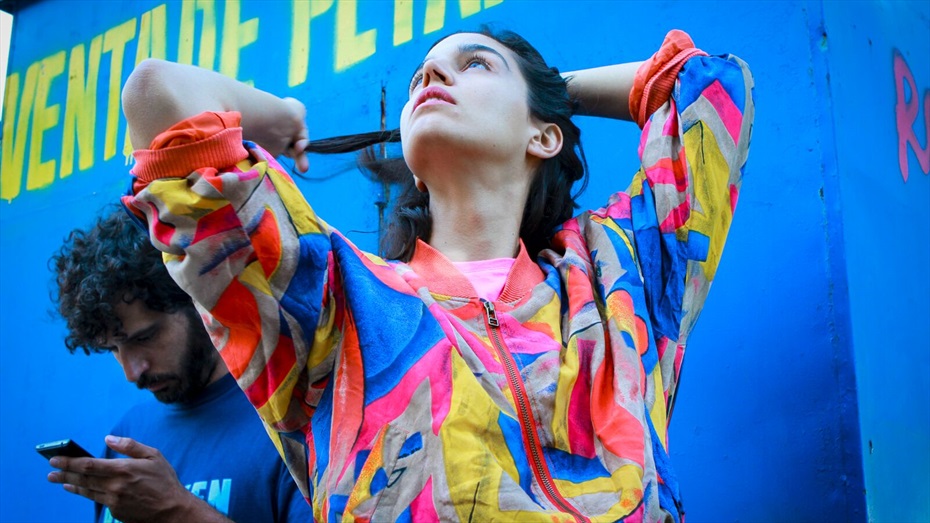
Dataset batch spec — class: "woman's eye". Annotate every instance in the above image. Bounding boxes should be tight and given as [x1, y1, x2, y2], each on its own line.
[409, 73, 424, 91]
[466, 56, 489, 70]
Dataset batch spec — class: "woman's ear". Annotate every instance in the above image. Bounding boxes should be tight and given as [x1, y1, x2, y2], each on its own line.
[527, 121, 564, 160]
[413, 175, 428, 192]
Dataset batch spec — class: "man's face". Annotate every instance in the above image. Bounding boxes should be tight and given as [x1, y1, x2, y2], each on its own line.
[102, 299, 218, 403]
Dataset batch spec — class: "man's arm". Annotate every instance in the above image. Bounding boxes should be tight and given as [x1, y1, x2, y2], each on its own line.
[48, 436, 234, 523]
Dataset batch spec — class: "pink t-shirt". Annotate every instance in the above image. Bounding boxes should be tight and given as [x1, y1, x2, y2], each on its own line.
[451, 258, 516, 302]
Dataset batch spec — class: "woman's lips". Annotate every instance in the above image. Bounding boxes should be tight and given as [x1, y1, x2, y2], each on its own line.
[413, 86, 456, 113]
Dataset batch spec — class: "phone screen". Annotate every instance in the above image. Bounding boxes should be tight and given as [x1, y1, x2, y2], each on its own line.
[36, 439, 94, 460]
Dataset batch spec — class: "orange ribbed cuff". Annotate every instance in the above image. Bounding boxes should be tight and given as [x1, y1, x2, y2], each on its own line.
[629, 30, 708, 128]
[130, 111, 249, 183]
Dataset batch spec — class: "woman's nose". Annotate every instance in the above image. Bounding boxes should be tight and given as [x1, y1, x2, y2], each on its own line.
[422, 59, 451, 87]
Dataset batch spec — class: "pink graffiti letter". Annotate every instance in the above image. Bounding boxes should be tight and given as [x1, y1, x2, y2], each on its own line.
[894, 52, 930, 182]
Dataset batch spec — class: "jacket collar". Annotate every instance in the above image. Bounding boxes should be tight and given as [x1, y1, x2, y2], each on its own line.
[407, 239, 544, 302]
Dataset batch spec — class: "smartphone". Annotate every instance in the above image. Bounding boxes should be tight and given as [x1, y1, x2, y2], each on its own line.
[36, 439, 94, 460]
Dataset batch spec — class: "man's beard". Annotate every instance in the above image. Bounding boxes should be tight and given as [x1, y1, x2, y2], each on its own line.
[136, 308, 218, 404]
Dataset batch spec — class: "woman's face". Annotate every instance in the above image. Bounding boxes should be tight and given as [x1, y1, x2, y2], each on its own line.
[400, 33, 538, 174]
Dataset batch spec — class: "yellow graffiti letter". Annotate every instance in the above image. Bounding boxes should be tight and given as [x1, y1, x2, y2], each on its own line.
[26, 51, 66, 191]
[335, 0, 376, 72]
[61, 36, 103, 179]
[102, 18, 137, 161]
[1, 67, 37, 201]
[135, 4, 168, 63]
[288, 0, 333, 87]
[393, 0, 413, 46]
[123, 4, 167, 159]
[220, 0, 259, 81]
[178, 0, 217, 69]
[460, 0, 481, 17]
[424, 0, 481, 35]
[178, 1, 195, 65]
[423, 0, 445, 34]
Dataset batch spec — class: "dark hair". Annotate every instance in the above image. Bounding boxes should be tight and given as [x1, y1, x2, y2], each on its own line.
[304, 28, 588, 261]
[51, 208, 193, 355]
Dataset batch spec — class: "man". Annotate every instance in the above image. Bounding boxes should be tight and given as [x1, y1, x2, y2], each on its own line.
[48, 209, 310, 523]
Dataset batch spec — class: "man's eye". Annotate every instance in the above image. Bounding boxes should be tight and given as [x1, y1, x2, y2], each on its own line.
[132, 329, 158, 344]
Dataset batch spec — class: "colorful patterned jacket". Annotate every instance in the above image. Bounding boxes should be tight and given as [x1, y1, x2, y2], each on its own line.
[125, 30, 754, 523]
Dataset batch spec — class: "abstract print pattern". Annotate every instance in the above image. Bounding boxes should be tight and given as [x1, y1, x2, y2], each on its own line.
[126, 33, 754, 523]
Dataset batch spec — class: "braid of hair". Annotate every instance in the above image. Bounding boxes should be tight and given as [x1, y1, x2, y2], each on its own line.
[304, 129, 400, 154]
[301, 129, 427, 261]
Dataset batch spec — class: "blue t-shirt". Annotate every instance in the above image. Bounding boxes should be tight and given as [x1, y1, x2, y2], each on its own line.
[96, 374, 310, 522]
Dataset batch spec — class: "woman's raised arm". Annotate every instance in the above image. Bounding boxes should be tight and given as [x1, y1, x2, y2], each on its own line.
[121, 59, 309, 171]
[562, 61, 644, 121]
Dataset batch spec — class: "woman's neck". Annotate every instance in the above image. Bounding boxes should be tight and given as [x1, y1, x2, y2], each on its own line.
[427, 195, 521, 262]
[423, 162, 532, 262]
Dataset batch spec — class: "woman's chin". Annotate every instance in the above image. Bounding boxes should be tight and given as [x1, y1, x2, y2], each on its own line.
[403, 131, 479, 168]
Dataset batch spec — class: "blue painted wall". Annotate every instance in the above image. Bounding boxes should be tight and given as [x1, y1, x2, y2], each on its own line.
[819, 1, 930, 521]
[0, 1, 925, 521]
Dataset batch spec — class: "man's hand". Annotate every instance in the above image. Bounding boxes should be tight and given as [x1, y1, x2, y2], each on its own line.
[47, 435, 231, 523]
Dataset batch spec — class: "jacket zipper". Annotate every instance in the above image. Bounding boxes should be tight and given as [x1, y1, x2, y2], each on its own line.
[482, 300, 589, 523]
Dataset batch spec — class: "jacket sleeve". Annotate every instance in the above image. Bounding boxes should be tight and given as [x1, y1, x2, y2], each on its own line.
[123, 111, 343, 445]
[592, 31, 755, 422]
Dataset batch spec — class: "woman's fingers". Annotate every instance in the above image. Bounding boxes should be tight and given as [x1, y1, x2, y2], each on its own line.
[286, 133, 310, 173]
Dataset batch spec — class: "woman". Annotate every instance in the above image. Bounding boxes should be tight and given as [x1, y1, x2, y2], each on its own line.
[114, 28, 752, 522]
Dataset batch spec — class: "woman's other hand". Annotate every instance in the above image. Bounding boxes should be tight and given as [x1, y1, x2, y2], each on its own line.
[255, 97, 309, 173]
[123, 59, 310, 173]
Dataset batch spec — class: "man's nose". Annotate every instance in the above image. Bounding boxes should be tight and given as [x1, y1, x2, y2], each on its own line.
[121, 353, 149, 383]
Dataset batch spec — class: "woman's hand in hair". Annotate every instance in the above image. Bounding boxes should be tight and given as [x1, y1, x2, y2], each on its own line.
[123, 59, 310, 171]
[249, 96, 310, 173]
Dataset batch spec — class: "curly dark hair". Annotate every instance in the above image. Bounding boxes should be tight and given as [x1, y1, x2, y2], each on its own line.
[51, 207, 193, 355]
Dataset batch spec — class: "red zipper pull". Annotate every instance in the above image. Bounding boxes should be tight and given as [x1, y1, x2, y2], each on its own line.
[483, 300, 499, 328]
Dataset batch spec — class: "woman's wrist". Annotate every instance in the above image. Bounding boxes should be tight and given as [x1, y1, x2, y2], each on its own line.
[124, 59, 306, 155]
[562, 61, 644, 121]
[239, 95, 307, 157]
